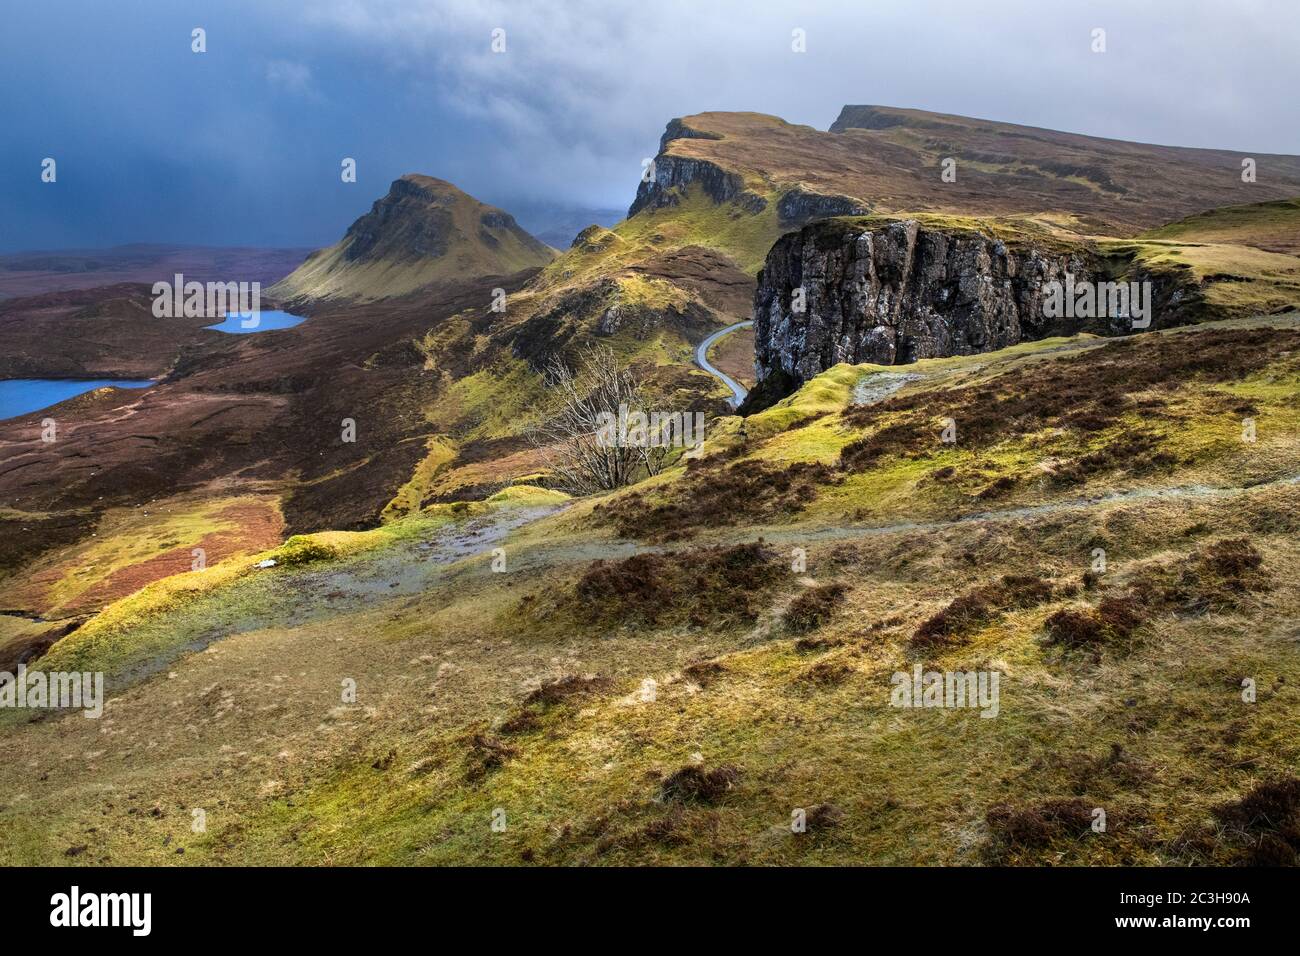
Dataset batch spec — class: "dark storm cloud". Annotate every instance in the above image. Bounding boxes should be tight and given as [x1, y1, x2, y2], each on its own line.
[2, 0, 1297, 252]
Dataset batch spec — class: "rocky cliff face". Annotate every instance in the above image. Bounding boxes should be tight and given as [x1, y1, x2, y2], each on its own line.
[776, 187, 871, 226]
[753, 219, 1102, 392]
[627, 117, 870, 226]
[340, 176, 458, 263]
[627, 120, 741, 217]
[628, 154, 750, 216]
[750, 217, 1213, 403]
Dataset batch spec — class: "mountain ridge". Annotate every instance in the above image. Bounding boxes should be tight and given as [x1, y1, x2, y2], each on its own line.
[637, 106, 1300, 238]
[6, 103, 1300, 632]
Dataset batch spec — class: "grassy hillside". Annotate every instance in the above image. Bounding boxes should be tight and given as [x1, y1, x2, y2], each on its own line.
[1141, 197, 1300, 256]
[7, 114, 1297, 639]
[1102, 237, 1300, 316]
[398, 104, 1299, 503]
[5, 315, 1299, 866]
[270, 175, 556, 304]
[829, 105, 1300, 234]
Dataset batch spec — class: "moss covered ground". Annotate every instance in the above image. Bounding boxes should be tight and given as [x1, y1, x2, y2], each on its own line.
[4, 318, 1299, 866]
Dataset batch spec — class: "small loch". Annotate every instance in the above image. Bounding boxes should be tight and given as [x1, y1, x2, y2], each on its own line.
[0, 379, 154, 421]
[205, 310, 306, 334]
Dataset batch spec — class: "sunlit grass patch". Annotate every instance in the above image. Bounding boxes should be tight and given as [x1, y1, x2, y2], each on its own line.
[7, 494, 283, 618]
[381, 436, 457, 522]
[32, 494, 558, 679]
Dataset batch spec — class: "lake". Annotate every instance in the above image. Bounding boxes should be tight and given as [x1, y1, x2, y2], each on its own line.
[0, 379, 154, 421]
[205, 310, 306, 334]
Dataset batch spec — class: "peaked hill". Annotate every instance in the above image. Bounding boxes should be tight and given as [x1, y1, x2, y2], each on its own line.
[270, 175, 556, 304]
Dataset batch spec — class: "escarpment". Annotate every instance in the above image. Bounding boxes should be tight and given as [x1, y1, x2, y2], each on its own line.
[628, 153, 756, 217]
[751, 218, 1210, 401]
[626, 115, 868, 229]
[777, 186, 871, 226]
[754, 219, 1095, 390]
[627, 118, 748, 217]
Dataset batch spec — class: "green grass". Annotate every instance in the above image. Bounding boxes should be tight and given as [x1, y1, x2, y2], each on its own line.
[7, 320, 1300, 866]
[1100, 237, 1300, 315]
[3, 494, 283, 618]
[540, 185, 783, 286]
[31, 492, 560, 682]
[381, 437, 458, 522]
[38, 492, 1293, 866]
[1141, 197, 1300, 256]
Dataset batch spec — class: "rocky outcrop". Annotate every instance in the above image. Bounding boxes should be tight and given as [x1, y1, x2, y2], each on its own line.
[570, 225, 621, 252]
[751, 217, 1214, 399]
[629, 125, 873, 226]
[628, 155, 749, 217]
[777, 187, 871, 226]
[658, 117, 724, 152]
[627, 117, 770, 218]
[828, 105, 920, 133]
[508, 276, 716, 368]
[340, 176, 456, 262]
[753, 219, 1100, 389]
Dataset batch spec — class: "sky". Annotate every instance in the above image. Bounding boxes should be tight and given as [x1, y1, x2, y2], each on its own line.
[2, 0, 1298, 253]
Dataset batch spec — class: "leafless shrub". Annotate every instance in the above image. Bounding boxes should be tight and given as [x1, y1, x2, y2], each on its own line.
[529, 345, 676, 493]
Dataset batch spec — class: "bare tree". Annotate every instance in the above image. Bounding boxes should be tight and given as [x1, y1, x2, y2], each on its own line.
[529, 345, 669, 493]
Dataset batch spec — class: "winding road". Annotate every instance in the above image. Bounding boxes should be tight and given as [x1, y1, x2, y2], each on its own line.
[695, 320, 753, 407]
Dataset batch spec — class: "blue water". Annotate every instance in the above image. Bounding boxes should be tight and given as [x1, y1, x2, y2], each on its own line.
[205, 310, 306, 334]
[0, 379, 154, 420]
